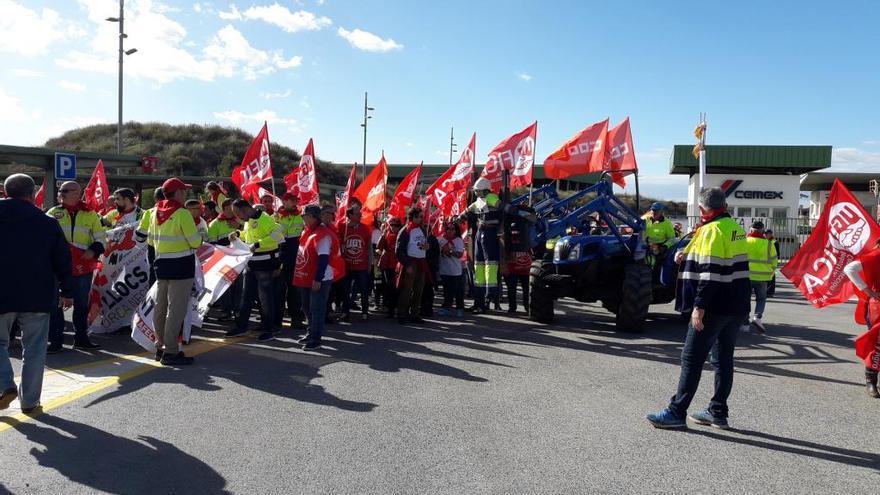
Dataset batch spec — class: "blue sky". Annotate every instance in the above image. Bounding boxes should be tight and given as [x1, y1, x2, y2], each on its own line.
[1, 0, 878, 199]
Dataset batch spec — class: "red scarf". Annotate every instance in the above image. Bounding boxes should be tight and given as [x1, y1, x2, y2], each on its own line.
[700, 207, 728, 224]
[155, 199, 183, 225]
[62, 201, 89, 215]
[747, 231, 765, 239]
[277, 207, 299, 218]
[406, 221, 422, 233]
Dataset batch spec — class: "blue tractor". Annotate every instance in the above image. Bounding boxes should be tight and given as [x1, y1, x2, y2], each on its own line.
[511, 175, 682, 332]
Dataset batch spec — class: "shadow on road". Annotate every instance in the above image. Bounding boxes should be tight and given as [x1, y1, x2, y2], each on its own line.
[1, 414, 230, 494]
[683, 427, 880, 472]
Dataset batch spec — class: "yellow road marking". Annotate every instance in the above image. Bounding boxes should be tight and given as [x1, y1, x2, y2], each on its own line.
[0, 336, 245, 434]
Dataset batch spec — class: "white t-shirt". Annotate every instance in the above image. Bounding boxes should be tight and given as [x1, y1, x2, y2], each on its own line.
[438, 237, 465, 276]
[407, 227, 427, 259]
[316, 235, 334, 281]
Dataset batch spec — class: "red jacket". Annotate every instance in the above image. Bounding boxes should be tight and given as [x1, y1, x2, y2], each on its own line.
[340, 221, 371, 271]
[377, 231, 399, 270]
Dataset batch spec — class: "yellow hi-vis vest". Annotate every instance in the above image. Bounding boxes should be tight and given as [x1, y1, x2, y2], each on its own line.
[46, 206, 107, 251]
[150, 207, 202, 259]
[135, 207, 154, 245]
[241, 212, 284, 259]
[746, 236, 778, 282]
[642, 213, 677, 247]
[274, 211, 304, 239]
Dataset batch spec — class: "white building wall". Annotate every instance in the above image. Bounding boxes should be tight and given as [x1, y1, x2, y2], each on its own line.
[687, 174, 800, 222]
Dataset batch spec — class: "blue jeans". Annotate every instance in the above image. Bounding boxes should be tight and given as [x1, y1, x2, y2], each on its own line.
[342, 270, 370, 316]
[668, 312, 743, 419]
[750, 281, 768, 319]
[300, 281, 332, 343]
[237, 269, 276, 333]
[0, 312, 50, 408]
[49, 274, 92, 346]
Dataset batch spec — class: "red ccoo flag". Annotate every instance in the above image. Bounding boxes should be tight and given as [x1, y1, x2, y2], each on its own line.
[544, 119, 608, 180]
[232, 122, 273, 201]
[354, 153, 389, 226]
[605, 117, 638, 188]
[34, 182, 45, 209]
[83, 160, 112, 213]
[782, 179, 880, 308]
[480, 122, 537, 193]
[336, 164, 358, 224]
[426, 132, 476, 207]
[388, 162, 423, 220]
[286, 138, 320, 206]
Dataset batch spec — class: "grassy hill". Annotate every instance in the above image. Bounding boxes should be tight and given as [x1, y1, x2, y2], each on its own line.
[42, 122, 347, 187]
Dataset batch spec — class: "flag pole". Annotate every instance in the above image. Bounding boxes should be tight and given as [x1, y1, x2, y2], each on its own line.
[697, 112, 707, 192]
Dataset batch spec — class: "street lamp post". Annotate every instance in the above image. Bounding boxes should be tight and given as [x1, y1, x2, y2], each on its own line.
[448, 126, 457, 166]
[360, 92, 374, 182]
[106, 0, 137, 155]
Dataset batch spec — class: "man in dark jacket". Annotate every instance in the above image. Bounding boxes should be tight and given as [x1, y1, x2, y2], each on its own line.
[0, 174, 73, 413]
[395, 208, 428, 324]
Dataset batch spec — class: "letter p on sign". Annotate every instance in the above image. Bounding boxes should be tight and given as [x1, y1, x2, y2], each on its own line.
[55, 152, 77, 180]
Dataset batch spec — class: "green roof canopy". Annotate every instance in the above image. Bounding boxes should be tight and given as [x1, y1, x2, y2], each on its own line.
[669, 145, 832, 175]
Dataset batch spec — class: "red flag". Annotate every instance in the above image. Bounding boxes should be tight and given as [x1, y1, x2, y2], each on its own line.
[353, 154, 389, 226]
[232, 122, 272, 200]
[388, 162, 423, 220]
[84, 160, 111, 213]
[480, 123, 537, 193]
[284, 165, 300, 194]
[34, 182, 45, 208]
[606, 117, 638, 188]
[255, 185, 283, 212]
[782, 179, 880, 308]
[544, 119, 608, 180]
[426, 132, 475, 207]
[336, 164, 358, 223]
[286, 138, 320, 206]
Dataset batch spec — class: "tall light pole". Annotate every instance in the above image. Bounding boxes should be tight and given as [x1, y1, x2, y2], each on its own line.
[106, 0, 137, 154]
[360, 92, 374, 181]
[448, 126, 458, 166]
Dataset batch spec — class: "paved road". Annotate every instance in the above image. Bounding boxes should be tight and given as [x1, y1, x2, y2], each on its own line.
[2, 280, 877, 494]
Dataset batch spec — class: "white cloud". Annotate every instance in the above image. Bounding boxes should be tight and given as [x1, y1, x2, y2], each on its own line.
[404, 142, 414, 148]
[830, 147, 880, 172]
[337, 27, 403, 52]
[0, 87, 40, 122]
[193, 2, 202, 13]
[12, 68, 44, 78]
[622, 174, 690, 201]
[58, 80, 87, 92]
[57, 2, 302, 84]
[241, 3, 331, 32]
[638, 147, 672, 162]
[262, 89, 292, 99]
[0, 1, 81, 56]
[862, 140, 879, 146]
[299, 96, 310, 108]
[218, 3, 241, 19]
[213, 109, 297, 126]
[516, 72, 532, 82]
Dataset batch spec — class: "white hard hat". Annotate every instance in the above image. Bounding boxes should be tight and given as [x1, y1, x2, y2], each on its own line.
[473, 177, 491, 191]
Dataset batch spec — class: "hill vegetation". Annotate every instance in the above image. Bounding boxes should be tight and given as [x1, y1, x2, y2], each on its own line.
[42, 122, 347, 186]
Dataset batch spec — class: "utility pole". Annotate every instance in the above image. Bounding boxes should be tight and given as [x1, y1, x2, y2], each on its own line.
[448, 126, 457, 167]
[106, 0, 137, 154]
[360, 92, 374, 182]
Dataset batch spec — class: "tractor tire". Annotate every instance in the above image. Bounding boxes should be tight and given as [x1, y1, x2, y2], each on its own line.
[615, 263, 652, 333]
[529, 260, 555, 323]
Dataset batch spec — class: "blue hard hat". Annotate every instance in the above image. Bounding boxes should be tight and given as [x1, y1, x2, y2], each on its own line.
[650, 202, 665, 211]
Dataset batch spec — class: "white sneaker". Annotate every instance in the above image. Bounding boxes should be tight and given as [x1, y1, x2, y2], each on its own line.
[750, 318, 766, 334]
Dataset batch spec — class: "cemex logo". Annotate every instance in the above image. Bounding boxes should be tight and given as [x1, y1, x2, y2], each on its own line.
[720, 179, 783, 200]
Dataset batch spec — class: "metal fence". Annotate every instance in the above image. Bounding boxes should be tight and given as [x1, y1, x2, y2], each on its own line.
[683, 216, 812, 262]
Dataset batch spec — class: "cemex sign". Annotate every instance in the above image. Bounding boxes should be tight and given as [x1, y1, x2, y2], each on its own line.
[720, 179, 784, 200]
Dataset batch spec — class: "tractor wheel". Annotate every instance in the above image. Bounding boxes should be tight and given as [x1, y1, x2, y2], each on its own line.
[529, 260, 555, 323]
[615, 263, 652, 333]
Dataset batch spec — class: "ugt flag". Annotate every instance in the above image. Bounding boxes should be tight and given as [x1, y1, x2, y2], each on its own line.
[353, 154, 388, 226]
[480, 122, 537, 193]
[286, 138, 320, 206]
[388, 162, 422, 220]
[426, 132, 475, 208]
[84, 160, 112, 213]
[232, 122, 272, 201]
[336, 164, 358, 223]
[782, 179, 880, 308]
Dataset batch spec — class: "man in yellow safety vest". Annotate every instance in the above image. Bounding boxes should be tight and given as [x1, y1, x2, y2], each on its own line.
[744, 220, 778, 334]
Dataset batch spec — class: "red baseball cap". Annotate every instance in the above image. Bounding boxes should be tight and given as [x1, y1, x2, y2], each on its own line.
[162, 178, 192, 195]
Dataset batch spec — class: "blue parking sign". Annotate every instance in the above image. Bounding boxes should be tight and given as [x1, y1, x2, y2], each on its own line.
[55, 152, 76, 180]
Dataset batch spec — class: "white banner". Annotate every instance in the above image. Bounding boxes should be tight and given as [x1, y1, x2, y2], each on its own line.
[87, 223, 150, 334]
[131, 244, 251, 352]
